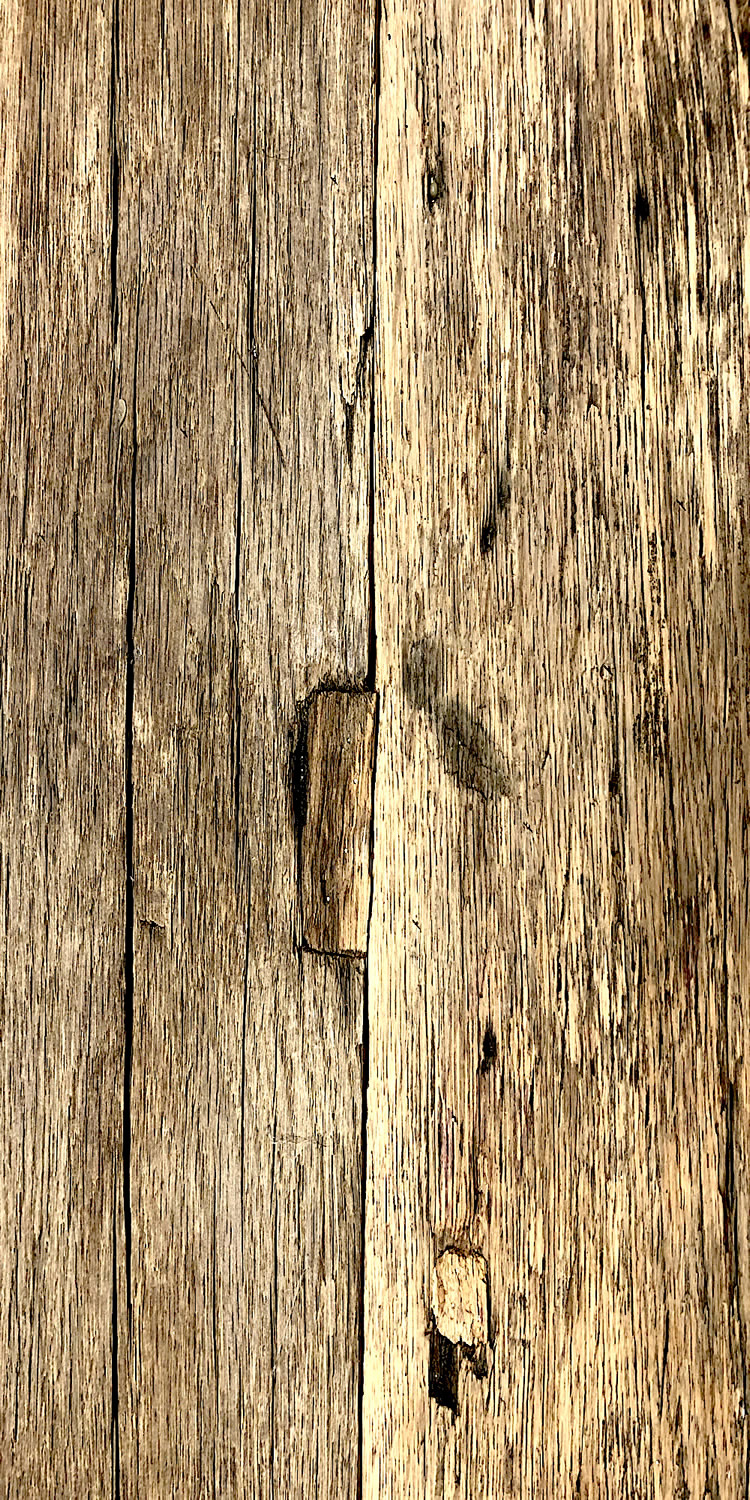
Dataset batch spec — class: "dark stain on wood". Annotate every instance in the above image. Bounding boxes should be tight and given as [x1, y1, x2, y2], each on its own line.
[403, 637, 512, 799]
[480, 465, 509, 556]
[428, 1328, 458, 1413]
[480, 1023, 498, 1075]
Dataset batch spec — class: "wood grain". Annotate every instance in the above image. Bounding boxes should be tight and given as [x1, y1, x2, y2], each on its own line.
[301, 689, 377, 957]
[365, 0, 750, 1494]
[0, 1, 125, 1494]
[6, 0, 750, 1491]
[112, 0, 375, 1493]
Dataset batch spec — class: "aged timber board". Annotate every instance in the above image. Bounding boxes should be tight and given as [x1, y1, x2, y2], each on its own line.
[112, 0, 375, 1494]
[1, 0, 126, 1495]
[5, 0, 750, 1495]
[2, 0, 376, 1496]
[365, 0, 750, 1496]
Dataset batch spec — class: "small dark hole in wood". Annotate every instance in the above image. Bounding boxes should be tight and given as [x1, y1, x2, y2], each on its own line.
[343, 398, 355, 468]
[429, 1329, 459, 1413]
[425, 159, 445, 211]
[480, 517, 497, 555]
[480, 1023, 498, 1074]
[634, 184, 650, 226]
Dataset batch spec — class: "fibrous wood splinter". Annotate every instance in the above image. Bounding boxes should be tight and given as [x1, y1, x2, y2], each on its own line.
[432, 1248, 489, 1348]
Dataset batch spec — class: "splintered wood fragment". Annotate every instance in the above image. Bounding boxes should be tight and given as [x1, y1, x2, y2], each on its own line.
[432, 1249, 489, 1348]
[301, 690, 377, 956]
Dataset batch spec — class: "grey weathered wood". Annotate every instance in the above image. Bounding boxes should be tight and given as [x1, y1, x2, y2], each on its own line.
[365, 0, 750, 1494]
[111, 0, 375, 1494]
[0, 2, 125, 1495]
[302, 690, 377, 957]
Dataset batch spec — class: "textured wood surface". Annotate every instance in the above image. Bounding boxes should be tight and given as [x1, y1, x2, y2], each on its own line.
[112, 0, 375, 1493]
[365, 1, 750, 1496]
[0, 1, 125, 1494]
[301, 690, 377, 956]
[4, 0, 750, 1494]
[3, 0, 375, 1495]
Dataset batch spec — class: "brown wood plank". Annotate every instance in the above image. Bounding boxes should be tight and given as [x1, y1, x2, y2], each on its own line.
[113, 0, 375, 1492]
[365, 0, 750, 1493]
[0, 1, 125, 1494]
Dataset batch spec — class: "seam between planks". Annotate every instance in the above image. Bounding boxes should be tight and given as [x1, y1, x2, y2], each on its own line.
[358, 0, 383, 1493]
[109, 1, 122, 1489]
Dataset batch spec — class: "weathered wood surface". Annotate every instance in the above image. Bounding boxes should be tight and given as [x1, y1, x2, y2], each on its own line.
[0, 1, 126, 1495]
[3, 0, 375, 1496]
[112, 0, 375, 1494]
[366, 0, 750, 1496]
[5, 0, 750, 1494]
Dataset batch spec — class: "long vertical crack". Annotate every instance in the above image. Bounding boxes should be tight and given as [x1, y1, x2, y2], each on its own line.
[357, 1, 382, 1494]
[721, 787, 749, 1495]
[232, 449, 242, 881]
[124, 262, 140, 1332]
[109, 3, 122, 1490]
[364, 6, 380, 701]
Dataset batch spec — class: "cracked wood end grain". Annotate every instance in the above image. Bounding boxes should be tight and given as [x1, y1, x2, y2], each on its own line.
[301, 690, 377, 957]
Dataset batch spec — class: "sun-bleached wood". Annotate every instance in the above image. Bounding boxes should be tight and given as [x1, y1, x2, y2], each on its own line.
[302, 690, 377, 957]
[365, 0, 750, 1495]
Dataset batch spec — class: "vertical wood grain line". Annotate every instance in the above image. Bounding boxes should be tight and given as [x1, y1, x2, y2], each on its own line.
[123, 248, 140, 1338]
[109, 5, 122, 1488]
[358, 0, 382, 1492]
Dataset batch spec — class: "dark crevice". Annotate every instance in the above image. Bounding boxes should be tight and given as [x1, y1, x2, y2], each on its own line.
[344, 398, 355, 468]
[291, 700, 310, 832]
[357, 4, 381, 1492]
[365, 353, 377, 692]
[634, 178, 649, 432]
[247, 85, 259, 471]
[109, 0, 120, 342]
[364, 0, 380, 697]
[428, 1330, 459, 1413]
[110, 148, 120, 343]
[721, 794, 749, 1492]
[110, 1, 123, 1485]
[232, 450, 242, 881]
[123, 262, 141, 1332]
